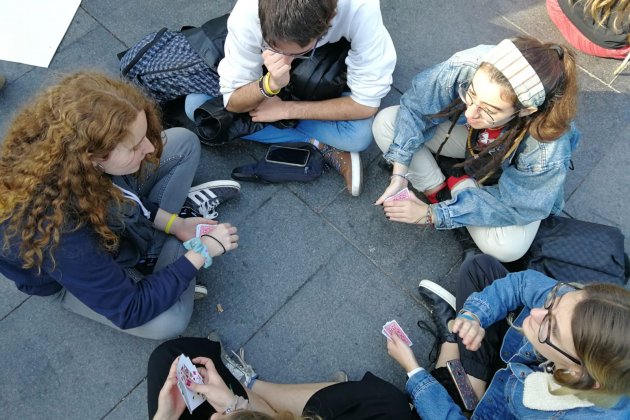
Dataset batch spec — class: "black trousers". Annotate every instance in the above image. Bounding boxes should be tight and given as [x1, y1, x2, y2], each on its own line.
[146, 337, 247, 420]
[455, 254, 511, 382]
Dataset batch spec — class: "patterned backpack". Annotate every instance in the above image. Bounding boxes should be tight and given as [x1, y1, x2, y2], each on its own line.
[119, 15, 228, 104]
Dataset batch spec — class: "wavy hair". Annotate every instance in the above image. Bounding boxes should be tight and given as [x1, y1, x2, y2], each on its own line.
[0, 71, 163, 272]
[431, 36, 578, 183]
[553, 283, 630, 396]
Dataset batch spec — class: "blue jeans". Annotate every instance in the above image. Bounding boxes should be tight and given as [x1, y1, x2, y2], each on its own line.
[186, 93, 374, 152]
[242, 116, 374, 152]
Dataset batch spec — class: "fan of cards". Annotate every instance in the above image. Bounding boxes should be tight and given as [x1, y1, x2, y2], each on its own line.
[176, 354, 206, 413]
[384, 187, 411, 202]
[381, 320, 413, 346]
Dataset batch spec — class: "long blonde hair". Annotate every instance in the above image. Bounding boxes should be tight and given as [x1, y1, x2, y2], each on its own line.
[0, 72, 163, 272]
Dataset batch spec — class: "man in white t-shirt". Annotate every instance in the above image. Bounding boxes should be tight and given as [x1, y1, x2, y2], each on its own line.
[217, 0, 396, 196]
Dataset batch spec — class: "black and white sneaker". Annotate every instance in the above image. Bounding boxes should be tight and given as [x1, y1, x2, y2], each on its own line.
[418, 280, 457, 344]
[182, 180, 240, 219]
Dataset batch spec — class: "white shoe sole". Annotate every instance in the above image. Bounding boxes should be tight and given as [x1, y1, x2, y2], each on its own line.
[350, 152, 363, 197]
[418, 280, 456, 310]
[189, 180, 241, 194]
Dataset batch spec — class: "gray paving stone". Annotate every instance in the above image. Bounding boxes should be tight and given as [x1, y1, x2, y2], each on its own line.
[383, 0, 517, 91]
[242, 244, 436, 389]
[322, 158, 462, 298]
[564, 123, 630, 251]
[102, 380, 148, 420]
[81, 0, 234, 47]
[185, 189, 350, 350]
[0, 275, 29, 320]
[0, 296, 156, 420]
[564, 77, 630, 198]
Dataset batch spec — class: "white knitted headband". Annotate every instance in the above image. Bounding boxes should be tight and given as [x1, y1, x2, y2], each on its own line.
[482, 39, 546, 108]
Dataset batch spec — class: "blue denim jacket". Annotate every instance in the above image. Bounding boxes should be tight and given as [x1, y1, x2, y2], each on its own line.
[384, 45, 581, 229]
[407, 270, 630, 419]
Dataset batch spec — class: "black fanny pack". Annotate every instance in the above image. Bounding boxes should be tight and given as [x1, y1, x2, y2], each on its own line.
[231, 143, 324, 183]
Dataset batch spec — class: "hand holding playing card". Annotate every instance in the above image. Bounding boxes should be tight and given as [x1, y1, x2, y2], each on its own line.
[154, 356, 187, 420]
[188, 357, 237, 414]
[383, 190, 430, 224]
[199, 223, 239, 257]
[171, 216, 219, 242]
[387, 334, 421, 373]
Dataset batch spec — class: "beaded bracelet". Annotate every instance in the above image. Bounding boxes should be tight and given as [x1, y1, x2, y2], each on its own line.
[183, 237, 212, 269]
[413, 206, 434, 225]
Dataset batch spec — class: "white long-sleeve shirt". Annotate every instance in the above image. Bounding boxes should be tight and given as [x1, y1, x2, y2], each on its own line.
[218, 0, 397, 108]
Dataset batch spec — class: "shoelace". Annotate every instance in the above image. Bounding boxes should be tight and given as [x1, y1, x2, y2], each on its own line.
[198, 198, 220, 219]
[417, 319, 439, 366]
[230, 348, 256, 376]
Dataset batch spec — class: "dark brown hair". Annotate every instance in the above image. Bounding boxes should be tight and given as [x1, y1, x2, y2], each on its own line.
[431, 36, 578, 183]
[259, 0, 337, 47]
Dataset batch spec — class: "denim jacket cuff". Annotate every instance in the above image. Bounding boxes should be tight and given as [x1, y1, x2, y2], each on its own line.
[431, 203, 452, 229]
[383, 144, 414, 168]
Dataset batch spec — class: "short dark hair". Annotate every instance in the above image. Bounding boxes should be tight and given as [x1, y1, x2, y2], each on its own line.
[259, 0, 337, 48]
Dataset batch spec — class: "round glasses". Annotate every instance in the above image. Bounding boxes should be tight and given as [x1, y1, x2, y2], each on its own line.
[458, 81, 518, 125]
[537, 282, 583, 366]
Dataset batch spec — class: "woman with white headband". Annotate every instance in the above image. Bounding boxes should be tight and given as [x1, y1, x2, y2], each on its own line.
[373, 36, 579, 262]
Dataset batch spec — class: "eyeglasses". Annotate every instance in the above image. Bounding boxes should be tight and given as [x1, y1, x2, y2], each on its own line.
[538, 282, 583, 366]
[261, 38, 320, 60]
[458, 81, 518, 125]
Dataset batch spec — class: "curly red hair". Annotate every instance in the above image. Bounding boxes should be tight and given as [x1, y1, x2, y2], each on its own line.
[0, 71, 163, 271]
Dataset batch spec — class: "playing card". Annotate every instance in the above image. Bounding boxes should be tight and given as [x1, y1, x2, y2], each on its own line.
[195, 223, 216, 237]
[176, 354, 206, 413]
[384, 188, 411, 202]
[382, 320, 413, 346]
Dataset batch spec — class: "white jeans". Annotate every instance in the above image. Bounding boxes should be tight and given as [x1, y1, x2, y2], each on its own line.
[373, 106, 540, 262]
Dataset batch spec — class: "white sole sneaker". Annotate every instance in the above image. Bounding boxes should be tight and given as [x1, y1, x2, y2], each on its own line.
[418, 280, 456, 310]
[349, 152, 363, 197]
[188, 180, 241, 194]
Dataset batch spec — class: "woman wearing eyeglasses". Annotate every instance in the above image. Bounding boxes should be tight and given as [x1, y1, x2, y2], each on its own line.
[373, 36, 580, 262]
[387, 254, 630, 419]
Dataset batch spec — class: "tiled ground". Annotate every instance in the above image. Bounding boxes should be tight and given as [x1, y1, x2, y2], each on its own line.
[0, 1, 628, 418]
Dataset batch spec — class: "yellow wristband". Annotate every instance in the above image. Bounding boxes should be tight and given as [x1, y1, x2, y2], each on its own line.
[263, 73, 281, 95]
[164, 213, 177, 235]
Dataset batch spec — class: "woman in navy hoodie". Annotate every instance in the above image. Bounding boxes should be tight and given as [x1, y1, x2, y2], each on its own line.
[0, 72, 240, 339]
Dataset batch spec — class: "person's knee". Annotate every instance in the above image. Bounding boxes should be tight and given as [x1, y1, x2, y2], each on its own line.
[343, 118, 375, 152]
[134, 310, 191, 340]
[372, 106, 399, 151]
[164, 127, 201, 159]
[477, 243, 528, 263]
